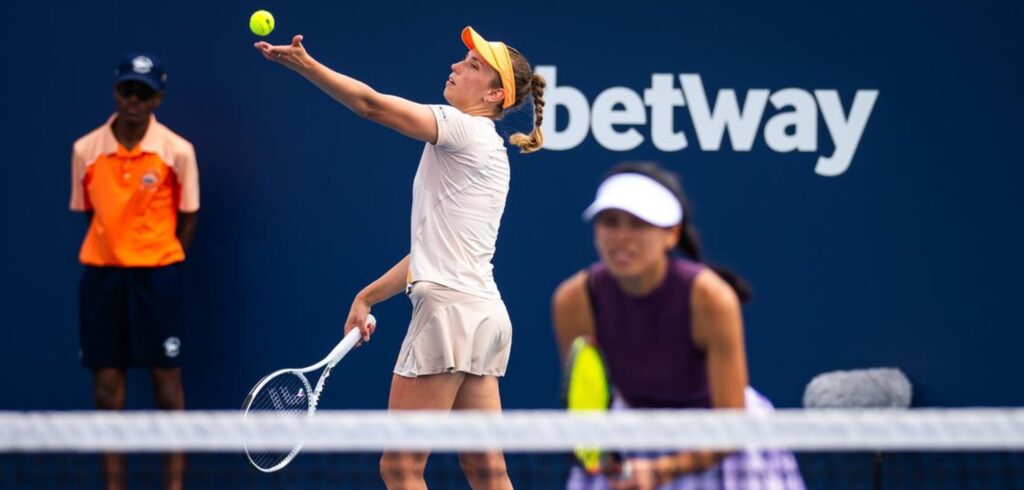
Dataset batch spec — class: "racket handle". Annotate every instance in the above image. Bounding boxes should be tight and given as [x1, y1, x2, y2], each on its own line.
[326, 314, 375, 367]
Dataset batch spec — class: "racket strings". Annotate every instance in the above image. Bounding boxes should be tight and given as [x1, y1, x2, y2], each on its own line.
[249, 374, 310, 412]
[245, 372, 312, 471]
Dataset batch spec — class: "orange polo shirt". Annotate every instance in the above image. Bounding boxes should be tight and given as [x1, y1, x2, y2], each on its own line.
[70, 114, 200, 267]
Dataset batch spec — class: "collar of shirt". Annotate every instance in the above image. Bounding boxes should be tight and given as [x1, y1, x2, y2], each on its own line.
[100, 113, 163, 157]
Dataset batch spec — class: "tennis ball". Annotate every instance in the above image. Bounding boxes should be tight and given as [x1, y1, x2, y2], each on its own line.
[250, 10, 275, 37]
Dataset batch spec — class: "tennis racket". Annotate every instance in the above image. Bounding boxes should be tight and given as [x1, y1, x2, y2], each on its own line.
[242, 314, 376, 472]
[563, 335, 615, 474]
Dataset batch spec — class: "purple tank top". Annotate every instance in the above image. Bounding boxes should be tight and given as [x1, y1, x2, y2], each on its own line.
[587, 258, 711, 409]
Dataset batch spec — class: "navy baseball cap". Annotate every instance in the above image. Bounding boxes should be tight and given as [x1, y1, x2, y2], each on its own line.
[115, 54, 167, 91]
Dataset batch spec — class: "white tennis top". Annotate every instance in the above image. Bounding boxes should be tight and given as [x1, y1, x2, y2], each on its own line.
[409, 105, 510, 300]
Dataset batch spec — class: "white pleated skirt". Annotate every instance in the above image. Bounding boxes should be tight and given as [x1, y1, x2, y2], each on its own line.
[394, 281, 512, 378]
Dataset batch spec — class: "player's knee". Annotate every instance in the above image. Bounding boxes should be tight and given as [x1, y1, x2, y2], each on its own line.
[459, 452, 508, 482]
[380, 452, 426, 486]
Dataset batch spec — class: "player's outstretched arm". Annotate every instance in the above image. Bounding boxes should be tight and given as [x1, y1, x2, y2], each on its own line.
[255, 36, 437, 144]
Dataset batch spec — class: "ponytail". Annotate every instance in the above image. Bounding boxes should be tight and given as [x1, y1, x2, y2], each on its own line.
[677, 218, 752, 304]
[509, 73, 545, 153]
[500, 46, 545, 154]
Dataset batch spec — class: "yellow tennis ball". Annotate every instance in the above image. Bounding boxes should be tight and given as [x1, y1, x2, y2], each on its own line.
[249, 10, 275, 37]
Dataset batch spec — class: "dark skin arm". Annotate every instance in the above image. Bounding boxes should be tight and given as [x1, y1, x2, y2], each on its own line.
[176, 211, 198, 251]
[80, 211, 197, 250]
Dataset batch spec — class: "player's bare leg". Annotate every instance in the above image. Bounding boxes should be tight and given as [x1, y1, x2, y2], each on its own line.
[453, 375, 512, 490]
[381, 373, 467, 489]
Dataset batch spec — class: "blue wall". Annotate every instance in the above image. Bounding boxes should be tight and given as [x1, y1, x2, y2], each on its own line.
[2, 0, 1021, 410]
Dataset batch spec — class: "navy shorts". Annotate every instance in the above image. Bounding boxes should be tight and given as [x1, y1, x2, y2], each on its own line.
[78, 264, 185, 369]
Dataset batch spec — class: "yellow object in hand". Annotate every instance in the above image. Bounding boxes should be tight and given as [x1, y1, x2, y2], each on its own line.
[249, 10, 275, 37]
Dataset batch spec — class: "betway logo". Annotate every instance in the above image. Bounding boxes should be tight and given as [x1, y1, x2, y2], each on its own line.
[536, 66, 878, 177]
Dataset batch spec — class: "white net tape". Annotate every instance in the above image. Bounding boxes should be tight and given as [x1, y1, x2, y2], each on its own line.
[3, 409, 1024, 453]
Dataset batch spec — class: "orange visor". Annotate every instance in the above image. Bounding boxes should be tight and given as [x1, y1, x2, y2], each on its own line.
[461, 27, 516, 109]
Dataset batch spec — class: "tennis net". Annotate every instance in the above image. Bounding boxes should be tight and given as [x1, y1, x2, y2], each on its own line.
[2, 409, 1024, 488]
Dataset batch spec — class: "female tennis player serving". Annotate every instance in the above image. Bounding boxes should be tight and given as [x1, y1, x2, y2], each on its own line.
[256, 27, 544, 488]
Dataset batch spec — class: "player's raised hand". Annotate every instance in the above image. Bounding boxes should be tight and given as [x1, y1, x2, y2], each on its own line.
[255, 35, 311, 72]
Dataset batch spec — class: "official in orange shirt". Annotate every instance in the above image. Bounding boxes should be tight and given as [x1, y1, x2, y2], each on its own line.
[70, 53, 198, 490]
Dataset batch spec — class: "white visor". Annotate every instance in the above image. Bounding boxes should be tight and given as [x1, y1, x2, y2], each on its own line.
[582, 173, 683, 227]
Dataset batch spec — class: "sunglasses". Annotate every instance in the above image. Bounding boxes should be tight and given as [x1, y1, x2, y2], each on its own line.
[116, 83, 157, 101]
